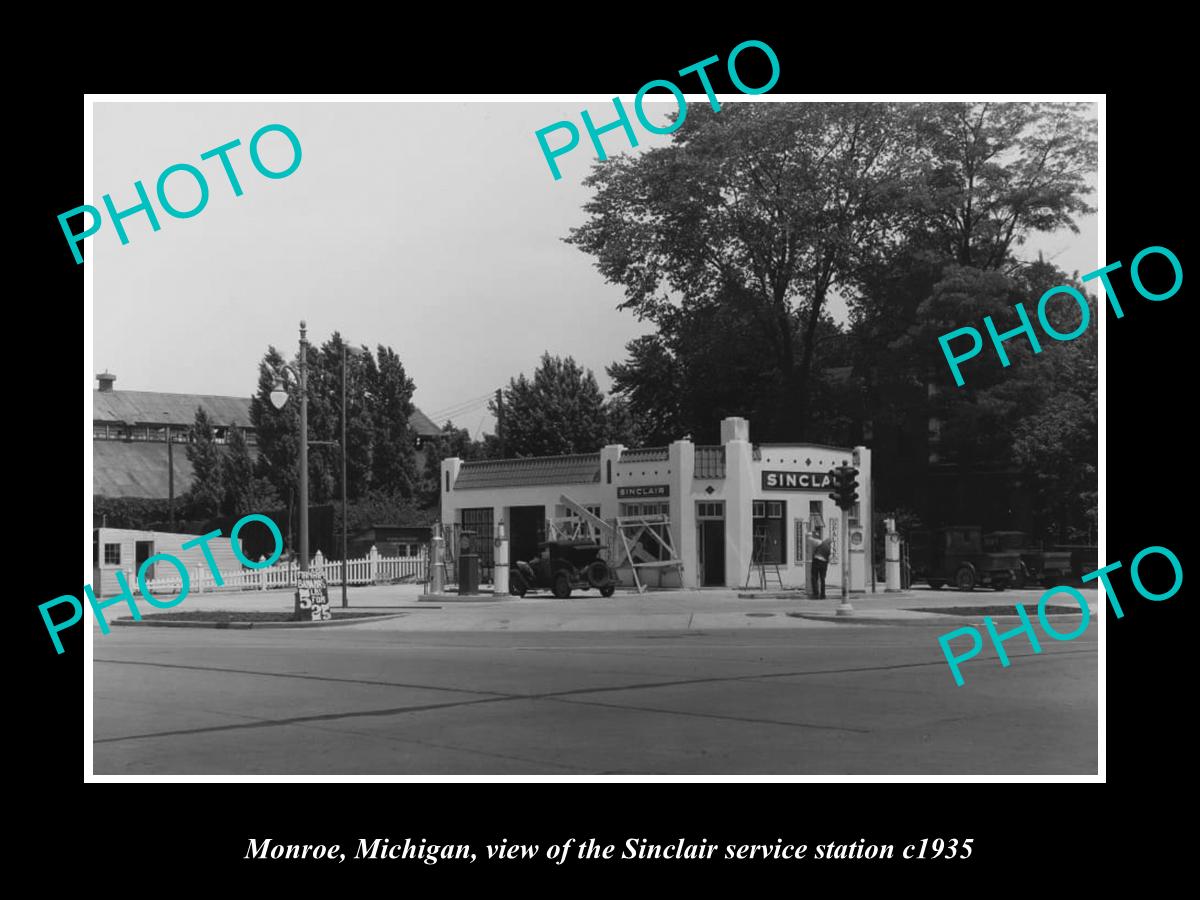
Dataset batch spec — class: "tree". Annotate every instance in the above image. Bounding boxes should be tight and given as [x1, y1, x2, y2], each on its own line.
[248, 335, 422, 510]
[418, 420, 485, 507]
[567, 102, 917, 439]
[606, 335, 682, 445]
[182, 407, 224, 519]
[221, 425, 255, 515]
[493, 354, 610, 457]
[840, 103, 1097, 526]
[221, 426, 280, 516]
[320, 333, 375, 500]
[602, 396, 642, 448]
[882, 256, 1098, 537]
[909, 102, 1097, 269]
[250, 346, 301, 507]
[366, 345, 419, 498]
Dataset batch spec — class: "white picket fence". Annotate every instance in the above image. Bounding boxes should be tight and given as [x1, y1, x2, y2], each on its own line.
[136, 544, 427, 597]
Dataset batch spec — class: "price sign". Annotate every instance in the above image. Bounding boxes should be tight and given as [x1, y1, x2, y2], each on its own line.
[296, 571, 331, 621]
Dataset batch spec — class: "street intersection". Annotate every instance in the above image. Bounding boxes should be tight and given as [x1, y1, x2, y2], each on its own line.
[91, 585, 1099, 775]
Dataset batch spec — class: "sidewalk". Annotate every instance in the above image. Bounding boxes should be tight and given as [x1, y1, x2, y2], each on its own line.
[106, 583, 1099, 633]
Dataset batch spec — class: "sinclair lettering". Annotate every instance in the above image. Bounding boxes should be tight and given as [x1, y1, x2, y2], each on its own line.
[618, 485, 669, 499]
[762, 471, 834, 491]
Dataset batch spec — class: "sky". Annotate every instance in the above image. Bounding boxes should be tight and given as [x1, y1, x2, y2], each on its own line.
[92, 100, 1098, 438]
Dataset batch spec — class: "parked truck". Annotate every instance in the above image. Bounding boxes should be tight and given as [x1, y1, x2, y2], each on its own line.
[983, 531, 1073, 587]
[907, 525, 1019, 591]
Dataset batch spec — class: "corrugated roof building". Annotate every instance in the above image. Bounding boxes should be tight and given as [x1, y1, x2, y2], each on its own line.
[92, 372, 444, 500]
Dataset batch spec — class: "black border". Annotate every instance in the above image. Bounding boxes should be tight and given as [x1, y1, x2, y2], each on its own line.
[25, 26, 1191, 884]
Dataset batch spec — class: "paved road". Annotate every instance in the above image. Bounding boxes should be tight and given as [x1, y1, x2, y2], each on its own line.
[92, 602, 1097, 774]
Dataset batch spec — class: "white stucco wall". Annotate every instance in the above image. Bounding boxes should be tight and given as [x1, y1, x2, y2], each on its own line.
[441, 419, 874, 593]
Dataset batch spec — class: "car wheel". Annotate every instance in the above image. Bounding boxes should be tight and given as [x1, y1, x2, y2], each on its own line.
[600, 585, 615, 598]
[928, 580, 945, 591]
[585, 560, 610, 589]
[955, 566, 976, 592]
[509, 571, 527, 597]
[552, 572, 572, 599]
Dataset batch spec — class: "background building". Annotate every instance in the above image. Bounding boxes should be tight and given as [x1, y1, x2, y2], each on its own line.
[93, 372, 443, 503]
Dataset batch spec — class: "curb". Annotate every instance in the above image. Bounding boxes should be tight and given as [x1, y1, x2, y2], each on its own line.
[113, 613, 409, 630]
[785, 612, 952, 626]
[738, 591, 917, 601]
[420, 593, 516, 603]
[786, 610, 1093, 627]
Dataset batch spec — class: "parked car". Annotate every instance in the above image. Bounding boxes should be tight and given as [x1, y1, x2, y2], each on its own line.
[509, 540, 618, 599]
[983, 531, 1073, 587]
[908, 526, 1019, 591]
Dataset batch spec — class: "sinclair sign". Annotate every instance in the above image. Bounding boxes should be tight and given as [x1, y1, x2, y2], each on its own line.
[761, 471, 834, 491]
[618, 485, 669, 499]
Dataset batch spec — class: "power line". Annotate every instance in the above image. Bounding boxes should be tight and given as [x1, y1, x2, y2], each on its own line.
[426, 392, 497, 422]
[427, 403, 490, 426]
[425, 391, 495, 418]
[432, 397, 492, 419]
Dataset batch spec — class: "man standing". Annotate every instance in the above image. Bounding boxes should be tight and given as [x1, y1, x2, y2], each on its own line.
[807, 526, 832, 600]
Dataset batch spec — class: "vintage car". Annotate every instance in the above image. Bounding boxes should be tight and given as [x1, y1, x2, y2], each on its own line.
[983, 531, 1073, 587]
[908, 525, 1019, 591]
[509, 540, 618, 599]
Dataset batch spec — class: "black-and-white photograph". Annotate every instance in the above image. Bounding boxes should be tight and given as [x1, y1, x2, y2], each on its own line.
[86, 96, 1100, 776]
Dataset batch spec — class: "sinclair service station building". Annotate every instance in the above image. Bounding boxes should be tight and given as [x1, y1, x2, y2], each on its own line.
[441, 417, 873, 592]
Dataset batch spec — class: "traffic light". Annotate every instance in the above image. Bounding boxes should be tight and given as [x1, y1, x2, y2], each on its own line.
[828, 465, 860, 510]
[840, 466, 859, 510]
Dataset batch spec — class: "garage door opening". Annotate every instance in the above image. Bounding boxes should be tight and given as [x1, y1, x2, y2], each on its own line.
[508, 505, 545, 565]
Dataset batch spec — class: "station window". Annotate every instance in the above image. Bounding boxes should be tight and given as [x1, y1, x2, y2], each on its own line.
[807, 500, 825, 531]
[563, 504, 604, 540]
[619, 502, 670, 560]
[697, 501, 724, 519]
[620, 502, 669, 518]
[752, 500, 786, 564]
[104, 543, 121, 565]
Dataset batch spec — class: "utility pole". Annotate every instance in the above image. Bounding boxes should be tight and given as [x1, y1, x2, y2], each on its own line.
[165, 419, 175, 531]
[495, 387, 505, 457]
[841, 510, 850, 606]
[341, 342, 349, 607]
[299, 320, 310, 572]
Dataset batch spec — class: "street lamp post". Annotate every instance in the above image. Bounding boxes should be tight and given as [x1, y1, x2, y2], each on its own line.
[299, 322, 309, 571]
[270, 327, 365, 590]
[342, 342, 348, 606]
[269, 321, 311, 571]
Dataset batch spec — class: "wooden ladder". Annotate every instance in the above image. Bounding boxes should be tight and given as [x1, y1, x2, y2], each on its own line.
[744, 532, 784, 590]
